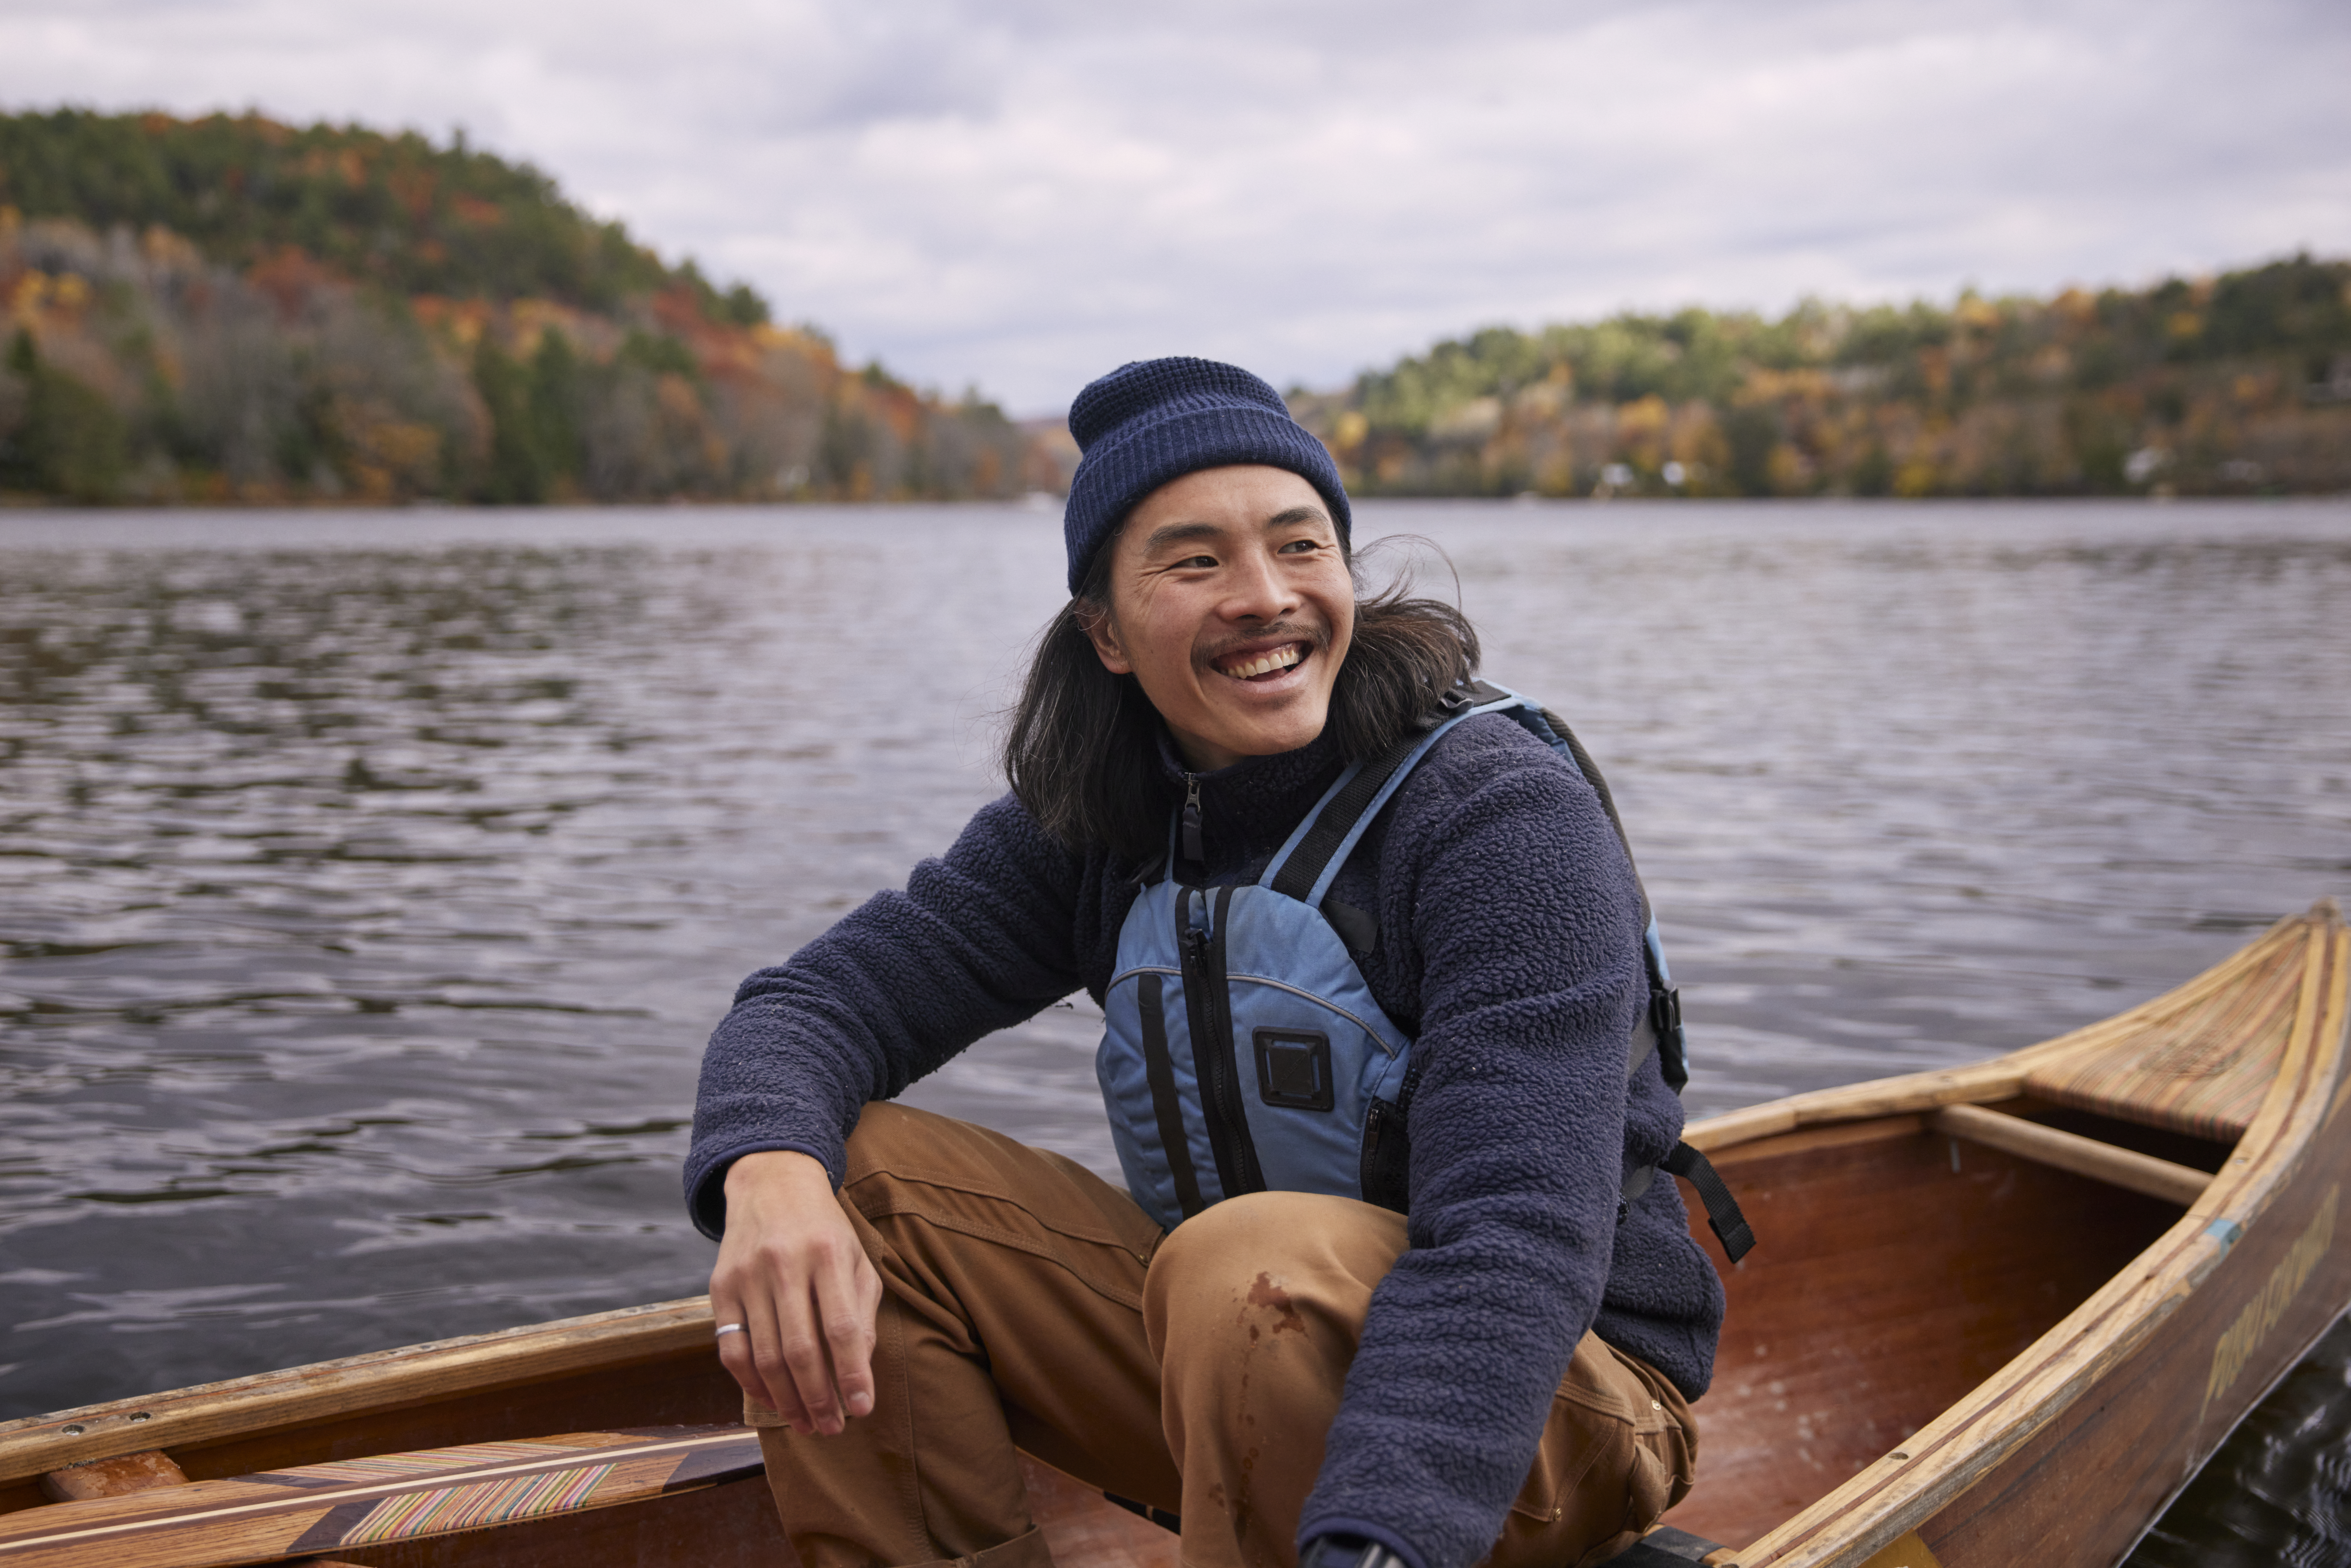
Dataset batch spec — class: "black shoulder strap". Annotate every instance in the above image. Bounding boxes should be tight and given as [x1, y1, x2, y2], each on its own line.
[1267, 724, 1430, 903]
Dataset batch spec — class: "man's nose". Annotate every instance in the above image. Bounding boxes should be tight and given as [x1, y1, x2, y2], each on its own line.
[1221, 548, 1300, 620]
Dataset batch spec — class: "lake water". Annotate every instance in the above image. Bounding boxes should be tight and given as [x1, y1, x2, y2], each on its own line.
[2, 498, 2347, 1558]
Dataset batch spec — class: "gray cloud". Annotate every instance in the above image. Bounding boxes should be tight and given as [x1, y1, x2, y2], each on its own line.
[4, 0, 2346, 410]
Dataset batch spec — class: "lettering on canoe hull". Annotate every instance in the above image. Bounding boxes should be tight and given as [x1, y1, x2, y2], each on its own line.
[1857, 1530, 1944, 1568]
[2203, 1184, 2338, 1419]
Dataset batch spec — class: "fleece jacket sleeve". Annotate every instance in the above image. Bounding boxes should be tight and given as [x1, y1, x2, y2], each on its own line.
[683, 792, 1084, 1238]
[1297, 720, 1650, 1568]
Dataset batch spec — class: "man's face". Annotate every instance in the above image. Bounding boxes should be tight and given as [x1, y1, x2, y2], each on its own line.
[1085, 464, 1354, 773]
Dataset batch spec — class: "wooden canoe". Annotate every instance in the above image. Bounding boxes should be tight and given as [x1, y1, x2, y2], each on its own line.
[2, 900, 2343, 1568]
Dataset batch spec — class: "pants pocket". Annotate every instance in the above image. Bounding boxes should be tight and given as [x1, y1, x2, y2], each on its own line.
[1506, 1335, 1642, 1526]
[1491, 1339, 1698, 1568]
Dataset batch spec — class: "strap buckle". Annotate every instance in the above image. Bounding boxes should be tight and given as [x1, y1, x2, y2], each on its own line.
[1650, 986, 1683, 1038]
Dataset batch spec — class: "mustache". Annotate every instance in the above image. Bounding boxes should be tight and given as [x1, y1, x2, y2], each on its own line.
[1194, 619, 1332, 670]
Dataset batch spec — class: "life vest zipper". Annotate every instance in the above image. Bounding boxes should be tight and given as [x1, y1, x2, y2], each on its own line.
[1180, 885, 1263, 1199]
[1180, 774, 1204, 865]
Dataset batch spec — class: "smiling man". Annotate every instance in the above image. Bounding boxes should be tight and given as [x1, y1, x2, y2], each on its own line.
[686, 358, 1726, 1568]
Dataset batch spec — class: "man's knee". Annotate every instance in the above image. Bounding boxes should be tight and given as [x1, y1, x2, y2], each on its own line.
[1144, 1192, 1406, 1353]
[843, 1100, 942, 1166]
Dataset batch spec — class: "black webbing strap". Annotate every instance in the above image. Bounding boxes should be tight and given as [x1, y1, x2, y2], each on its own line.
[1103, 1493, 1181, 1533]
[1663, 1140, 1755, 1263]
[1599, 1525, 1727, 1565]
[1268, 726, 1428, 902]
[1202, 884, 1265, 1194]
[1138, 973, 1204, 1219]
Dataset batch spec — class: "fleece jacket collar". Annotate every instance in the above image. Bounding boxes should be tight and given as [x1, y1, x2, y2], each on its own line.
[1153, 724, 1349, 877]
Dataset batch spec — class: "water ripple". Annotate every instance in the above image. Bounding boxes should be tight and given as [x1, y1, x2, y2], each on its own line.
[2, 501, 2346, 1550]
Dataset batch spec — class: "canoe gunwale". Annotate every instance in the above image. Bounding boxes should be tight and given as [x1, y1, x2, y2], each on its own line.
[1716, 905, 2350, 1568]
[0, 1299, 721, 1489]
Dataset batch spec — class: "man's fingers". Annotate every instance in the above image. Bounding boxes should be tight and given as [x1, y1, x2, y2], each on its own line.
[709, 1149, 877, 1438]
[743, 1297, 819, 1435]
[764, 1274, 845, 1435]
[713, 1290, 793, 1424]
[813, 1246, 882, 1419]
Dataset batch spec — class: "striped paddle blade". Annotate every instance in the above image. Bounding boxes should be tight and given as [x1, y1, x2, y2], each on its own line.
[0, 1425, 762, 1568]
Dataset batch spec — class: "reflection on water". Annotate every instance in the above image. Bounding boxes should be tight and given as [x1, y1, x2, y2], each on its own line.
[2, 500, 2347, 1551]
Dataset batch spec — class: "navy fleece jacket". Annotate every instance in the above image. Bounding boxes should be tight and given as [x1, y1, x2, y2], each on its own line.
[686, 713, 1725, 1568]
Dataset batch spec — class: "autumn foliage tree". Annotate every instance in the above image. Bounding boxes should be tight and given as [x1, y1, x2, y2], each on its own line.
[0, 110, 1032, 505]
[1290, 257, 2351, 498]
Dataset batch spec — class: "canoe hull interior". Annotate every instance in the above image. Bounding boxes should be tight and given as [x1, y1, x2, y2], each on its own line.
[1923, 1147, 2343, 1567]
[1703, 903, 2350, 1567]
[1670, 1109, 2199, 1549]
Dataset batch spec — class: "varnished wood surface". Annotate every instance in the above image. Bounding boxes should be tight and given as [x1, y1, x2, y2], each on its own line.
[1925, 1103, 2213, 1207]
[1893, 919, 2350, 1567]
[37, 1449, 187, 1504]
[1716, 903, 2349, 1567]
[0, 1299, 720, 1492]
[1681, 906, 2328, 1160]
[307, 1476, 786, 1568]
[0, 1428, 762, 1568]
[1020, 1456, 1180, 1568]
[1667, 1122, 2178, 1547]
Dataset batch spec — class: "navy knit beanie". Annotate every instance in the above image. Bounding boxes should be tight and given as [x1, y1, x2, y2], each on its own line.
[1062, 357, 1351, 596]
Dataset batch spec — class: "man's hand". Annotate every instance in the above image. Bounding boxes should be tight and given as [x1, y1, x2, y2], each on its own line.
[710, 1149, 882, 1436]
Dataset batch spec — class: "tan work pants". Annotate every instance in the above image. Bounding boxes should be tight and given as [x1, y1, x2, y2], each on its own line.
[751, 1104, 1695, 1568]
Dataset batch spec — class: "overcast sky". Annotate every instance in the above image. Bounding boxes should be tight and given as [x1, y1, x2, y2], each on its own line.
[4, 0, 2346, 412]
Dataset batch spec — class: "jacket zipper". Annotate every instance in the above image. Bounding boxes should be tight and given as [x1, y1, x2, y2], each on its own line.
[1180, 774, 1204, 865]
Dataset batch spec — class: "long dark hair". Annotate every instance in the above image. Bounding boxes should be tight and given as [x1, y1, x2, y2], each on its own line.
[1003, 537, 1480, 860]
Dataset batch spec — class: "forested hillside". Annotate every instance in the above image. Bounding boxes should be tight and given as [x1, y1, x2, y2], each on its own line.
[0, 110, 1042, 504]
[1289, 256, 2351, 497]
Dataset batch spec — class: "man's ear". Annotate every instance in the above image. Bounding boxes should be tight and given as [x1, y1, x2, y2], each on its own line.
[1079, 603, 1133, 675]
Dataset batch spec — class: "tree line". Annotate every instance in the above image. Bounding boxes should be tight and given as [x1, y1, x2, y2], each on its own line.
[1287, 255, 2351, 497]
[7, 108, 2345, 505]
[0, 111, 1048, 505]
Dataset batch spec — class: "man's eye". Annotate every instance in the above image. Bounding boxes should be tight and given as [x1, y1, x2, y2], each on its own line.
[1280, 538, 1322, 553]
[1178, 555, 1217, 569]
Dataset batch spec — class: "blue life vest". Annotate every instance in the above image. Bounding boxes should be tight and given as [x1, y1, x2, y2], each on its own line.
[1095, 679, 1755, 1262]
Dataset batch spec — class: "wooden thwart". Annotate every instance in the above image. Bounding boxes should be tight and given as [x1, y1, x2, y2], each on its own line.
[1927, 1104, 2214, 1208]
[0, 1426, 762, 1568]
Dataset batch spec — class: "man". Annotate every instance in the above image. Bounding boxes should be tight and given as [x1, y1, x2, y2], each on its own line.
[687, 357, 1725, 1568]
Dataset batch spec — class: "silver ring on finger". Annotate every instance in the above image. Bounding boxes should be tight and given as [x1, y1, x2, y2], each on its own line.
[714, 1322, 747, 1338]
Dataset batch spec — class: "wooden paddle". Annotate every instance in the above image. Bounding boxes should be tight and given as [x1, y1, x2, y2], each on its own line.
[0, 1424, 763, 1568]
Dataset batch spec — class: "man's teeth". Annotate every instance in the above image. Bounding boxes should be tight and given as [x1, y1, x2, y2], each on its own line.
[1223, 647, 1303, 679]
